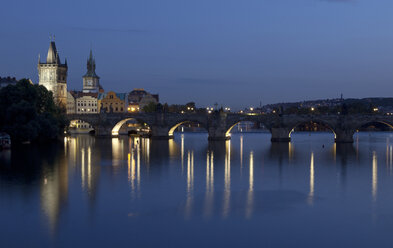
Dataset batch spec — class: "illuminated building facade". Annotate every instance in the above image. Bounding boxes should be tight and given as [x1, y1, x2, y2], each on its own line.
[98, 91, 126, 113]
[127, 88, 159, 112]
[66, 91, 76, 114]
[76, 93, 98, 114]
[38, 40, 68, 107]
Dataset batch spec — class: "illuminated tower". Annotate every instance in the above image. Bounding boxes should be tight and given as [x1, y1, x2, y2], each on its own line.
[38, 39, 68, 107]
[82, 49, 100, 93]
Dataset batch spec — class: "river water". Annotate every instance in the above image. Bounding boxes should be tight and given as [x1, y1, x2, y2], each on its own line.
[1, 132, 393, 247]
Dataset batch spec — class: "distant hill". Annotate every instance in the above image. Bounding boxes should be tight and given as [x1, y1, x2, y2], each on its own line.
[259, 97, 393, 113]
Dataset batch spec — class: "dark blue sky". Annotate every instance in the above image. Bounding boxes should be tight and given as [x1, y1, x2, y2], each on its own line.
[2, 0, 393, 109]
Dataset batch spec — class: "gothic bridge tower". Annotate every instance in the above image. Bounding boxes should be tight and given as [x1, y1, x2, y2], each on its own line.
[38, 39, 68, 107]
[82, 49, 101, 93]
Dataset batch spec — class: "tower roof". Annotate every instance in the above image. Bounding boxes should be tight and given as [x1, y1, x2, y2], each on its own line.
[46, 41, 61, 64]
[84, 49, 99, 78]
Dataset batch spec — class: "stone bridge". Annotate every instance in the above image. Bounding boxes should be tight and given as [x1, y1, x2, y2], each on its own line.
[66, 112, 393, 143]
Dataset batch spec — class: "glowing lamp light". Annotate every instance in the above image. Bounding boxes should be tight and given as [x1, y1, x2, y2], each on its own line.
[373, 108, 379, 112]
[250, 107, 254, 111]
[311, 107, 315, 111]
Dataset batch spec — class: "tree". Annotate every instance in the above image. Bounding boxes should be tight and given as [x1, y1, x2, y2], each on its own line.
[142, 102, 158, 113]
[0, 79, 68, 143]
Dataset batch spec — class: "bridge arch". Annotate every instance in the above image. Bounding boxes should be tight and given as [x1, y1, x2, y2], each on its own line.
[225, 117, 265, 137]
[355, 120, 393, 132]
[168, 120, 208, 136]
[111, 118, 152, 136]
[288, 119, 337, 139]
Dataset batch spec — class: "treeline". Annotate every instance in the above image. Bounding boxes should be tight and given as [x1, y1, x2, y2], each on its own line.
[0, 79, 68, 143]
[143, 102, 206, 113]
[282, 102, 378, 115]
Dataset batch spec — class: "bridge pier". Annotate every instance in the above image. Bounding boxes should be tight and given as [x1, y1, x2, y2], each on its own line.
[270, 128, 291, 142]
[95, 126, 112, 136]
[150, 126, 172, 139]
[208, 127, 230, 141]
[334, 129, 355, 143]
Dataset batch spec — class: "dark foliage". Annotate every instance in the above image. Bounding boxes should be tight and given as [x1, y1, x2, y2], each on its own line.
[0, 79, 68, 143]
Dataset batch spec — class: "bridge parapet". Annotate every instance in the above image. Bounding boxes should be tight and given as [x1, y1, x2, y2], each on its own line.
[65, 112, 393, 143]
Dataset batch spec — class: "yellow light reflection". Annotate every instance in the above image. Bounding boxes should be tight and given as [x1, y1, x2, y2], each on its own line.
[185, 150, 194, 218]
[181, 134, 184, 173]
[169, 139, 177, 158]
[390, 146, 393, 175]
[288, 142, 294, 161]
[333, 143, 336, 163]
[81, 148, 85, 189]
[142, 138, 150, 168]
[222, 140, 231, 218]
[240, 135, 243, 168]
[372, 151, 377, 202]
[40, 156, 68, 234]
[129, 150, 136, 193]
[308, 152, 315, 205]
[246, 151, 254, 218]
[87, 146, 92, 190]
[136, 138, 141, 194]
[112, 138, 123, 166]
[204, 151, 214, 218]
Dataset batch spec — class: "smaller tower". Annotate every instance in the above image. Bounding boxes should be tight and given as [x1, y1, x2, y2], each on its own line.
[82, 49, 100, 93]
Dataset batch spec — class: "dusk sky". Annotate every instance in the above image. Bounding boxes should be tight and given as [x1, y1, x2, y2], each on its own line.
[2, 0, 393, 109]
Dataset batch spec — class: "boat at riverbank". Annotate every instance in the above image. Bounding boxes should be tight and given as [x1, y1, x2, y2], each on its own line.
[0, 132, 11, 149]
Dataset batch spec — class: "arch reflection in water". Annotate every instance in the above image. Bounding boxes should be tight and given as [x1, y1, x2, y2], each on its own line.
[128, 137, 141, 197]
[112, 137, 125, 166]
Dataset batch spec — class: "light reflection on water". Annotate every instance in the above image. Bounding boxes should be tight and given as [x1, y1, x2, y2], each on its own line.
[3, 132, 393, 247]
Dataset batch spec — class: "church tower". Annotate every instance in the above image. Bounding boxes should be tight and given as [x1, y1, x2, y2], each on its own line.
[38, 39, 68, 107]
[82, 49, 100, 93]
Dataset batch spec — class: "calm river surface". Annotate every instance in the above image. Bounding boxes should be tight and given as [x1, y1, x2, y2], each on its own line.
[1, 132, 393, 247]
